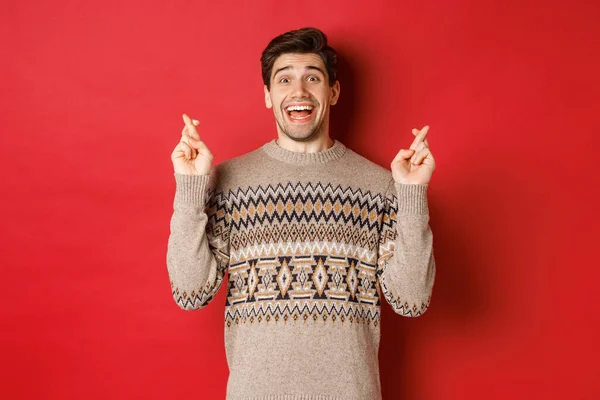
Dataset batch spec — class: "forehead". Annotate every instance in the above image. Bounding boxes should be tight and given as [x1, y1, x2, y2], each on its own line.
[272, 53, 326, 75]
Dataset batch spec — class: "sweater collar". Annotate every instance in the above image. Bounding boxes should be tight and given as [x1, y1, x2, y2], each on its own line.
[261, 139, 347, 165]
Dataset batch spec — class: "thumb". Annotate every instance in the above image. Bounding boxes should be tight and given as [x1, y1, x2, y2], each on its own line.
[400, 149, 415, 158]
[392, 148, 415, 164]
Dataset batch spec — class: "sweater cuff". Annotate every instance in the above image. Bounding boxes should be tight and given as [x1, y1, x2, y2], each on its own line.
[174, 173, 211, 207]
[394, 182, 429, 215]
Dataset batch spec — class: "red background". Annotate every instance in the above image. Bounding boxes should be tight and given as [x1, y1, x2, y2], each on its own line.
[2, 0, 599, 399]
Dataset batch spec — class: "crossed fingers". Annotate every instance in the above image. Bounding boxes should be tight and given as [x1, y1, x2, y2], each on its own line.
[409, 126, 432, 165]
[179, 113, 201, 159]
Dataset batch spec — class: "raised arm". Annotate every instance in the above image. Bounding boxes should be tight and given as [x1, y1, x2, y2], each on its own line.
[166, 114, 230, 311]
[376, 180, 435, 316]
[377, 126, 437, 316]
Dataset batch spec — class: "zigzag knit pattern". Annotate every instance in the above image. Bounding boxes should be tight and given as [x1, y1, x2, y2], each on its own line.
[167, 140, 435, 399]
[170, 180, 429, 320]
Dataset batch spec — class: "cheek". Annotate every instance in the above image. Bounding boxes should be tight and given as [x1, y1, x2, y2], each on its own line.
[270, 93, 282, 106]
[317, 89, 331, 104]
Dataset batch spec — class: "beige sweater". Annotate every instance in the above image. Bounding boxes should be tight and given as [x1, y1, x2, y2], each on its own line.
[166, 139, 436, 400]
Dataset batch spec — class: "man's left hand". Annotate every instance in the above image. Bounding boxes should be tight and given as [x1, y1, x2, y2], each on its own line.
[391, 126, 436, 185]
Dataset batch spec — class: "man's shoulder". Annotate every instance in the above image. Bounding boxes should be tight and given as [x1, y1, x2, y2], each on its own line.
[342, 146, 393, 184]
[215, 145, 264, 171]
[208, 144, 266, 190]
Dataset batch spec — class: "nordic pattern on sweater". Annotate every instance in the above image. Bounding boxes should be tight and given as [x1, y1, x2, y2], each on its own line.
[170, 181, 430, 324]
[166, 139, 435, 400]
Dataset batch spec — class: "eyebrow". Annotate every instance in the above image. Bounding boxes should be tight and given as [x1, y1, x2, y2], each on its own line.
[273, 65, 326, 78]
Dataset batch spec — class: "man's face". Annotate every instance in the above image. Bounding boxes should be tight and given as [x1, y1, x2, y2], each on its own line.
[264, 53, 340, 142]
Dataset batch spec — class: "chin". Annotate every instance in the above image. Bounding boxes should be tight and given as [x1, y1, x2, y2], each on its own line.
[284, 130, 319, 142]
[282, 122, 324, 142]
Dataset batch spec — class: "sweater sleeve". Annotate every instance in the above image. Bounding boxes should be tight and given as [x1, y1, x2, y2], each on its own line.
[166, 171, 231, 311]
[376, 179, 436, 317]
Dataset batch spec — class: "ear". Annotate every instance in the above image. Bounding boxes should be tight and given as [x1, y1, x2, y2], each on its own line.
[264, 85, 272, 109]
[330, 80, 340, 106]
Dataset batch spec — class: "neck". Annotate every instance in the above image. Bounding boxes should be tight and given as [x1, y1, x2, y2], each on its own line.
[275, 134, 334, 153]
[262, 137, 346, 165]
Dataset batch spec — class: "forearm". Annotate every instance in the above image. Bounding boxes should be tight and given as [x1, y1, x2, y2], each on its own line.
[166, 173, 228, 310]
[378, 182, 436, 316]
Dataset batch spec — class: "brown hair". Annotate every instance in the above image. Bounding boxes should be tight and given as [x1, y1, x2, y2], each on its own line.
[261, 27, 338, 90]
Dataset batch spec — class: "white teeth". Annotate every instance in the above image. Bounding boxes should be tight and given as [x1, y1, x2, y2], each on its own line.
[286, 105, 314, 111]
[290, 114, 311, 120]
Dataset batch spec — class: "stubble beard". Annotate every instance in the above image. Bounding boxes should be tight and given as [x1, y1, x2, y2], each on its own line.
[274, 107, 326, 143]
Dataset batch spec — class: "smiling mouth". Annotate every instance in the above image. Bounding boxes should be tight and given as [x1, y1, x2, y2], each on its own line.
[285, 104, 315, 120]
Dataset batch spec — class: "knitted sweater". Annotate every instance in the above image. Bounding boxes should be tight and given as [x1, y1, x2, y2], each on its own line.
[166, 139, 436, 400]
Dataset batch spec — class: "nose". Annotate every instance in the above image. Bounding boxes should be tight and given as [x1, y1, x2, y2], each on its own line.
[290, 79, 309, 99]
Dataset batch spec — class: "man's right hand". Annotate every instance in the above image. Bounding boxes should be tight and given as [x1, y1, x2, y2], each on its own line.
[171, 113, 214, 175]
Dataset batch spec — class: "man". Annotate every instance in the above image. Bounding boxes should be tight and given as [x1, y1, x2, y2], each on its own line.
[167, 27, 436, 400]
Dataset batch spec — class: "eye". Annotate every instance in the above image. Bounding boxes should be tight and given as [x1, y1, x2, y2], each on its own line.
[279, 77, 290, 84]
[307, 76, 320, 82]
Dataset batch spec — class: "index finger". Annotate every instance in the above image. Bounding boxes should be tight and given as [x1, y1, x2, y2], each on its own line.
[412, 128, 431, 148]
[409, 126, 429, 151]
[182, 113, 200, 139]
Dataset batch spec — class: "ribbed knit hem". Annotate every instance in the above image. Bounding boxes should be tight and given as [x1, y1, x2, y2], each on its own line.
[395, 182, 429, 214]
[173, 173, 210, 207]
[228, 395, 351, 400]
[261, 139, 346, 165]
